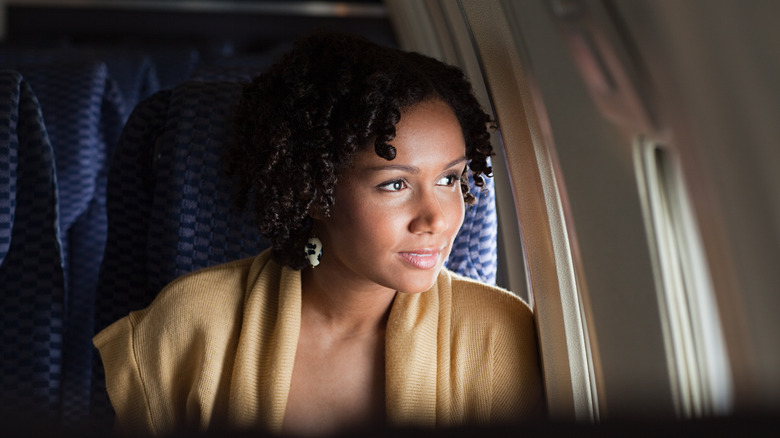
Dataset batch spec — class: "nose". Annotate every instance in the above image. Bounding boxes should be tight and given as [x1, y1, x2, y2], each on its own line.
[409, 189, 449, 235]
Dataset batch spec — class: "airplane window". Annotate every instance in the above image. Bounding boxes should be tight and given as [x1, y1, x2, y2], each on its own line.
[634, 137, 733, 417]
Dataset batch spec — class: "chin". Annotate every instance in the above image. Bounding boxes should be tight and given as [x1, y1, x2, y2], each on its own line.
[394, 274, 440, 294]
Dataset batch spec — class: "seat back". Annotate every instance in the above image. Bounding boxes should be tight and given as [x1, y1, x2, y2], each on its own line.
[189, 43, 289, 82]
[0, 46, 157, 120]
[95, 82, 269, 335]
[0, 70, 66, 425]
[92, 81, 271, 422]
[5, 61, 127, 424]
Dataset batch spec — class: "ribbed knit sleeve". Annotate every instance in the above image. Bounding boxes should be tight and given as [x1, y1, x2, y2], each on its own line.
[483, 284, 545, 420]
[94, 315, 156, 435]
[447, 271, 545, 424]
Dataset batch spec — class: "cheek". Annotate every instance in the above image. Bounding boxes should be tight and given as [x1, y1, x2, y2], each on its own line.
[334, 198, 395, 240]
[453, 203, 466, 234]
[445, 192, 467, 231]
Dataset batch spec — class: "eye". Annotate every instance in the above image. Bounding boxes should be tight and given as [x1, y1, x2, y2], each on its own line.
[378, 179, 407, 192]
[436, 174, 459, 186]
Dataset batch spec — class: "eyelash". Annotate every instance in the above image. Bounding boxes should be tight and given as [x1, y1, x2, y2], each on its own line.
[378, 179, 407, 192]
[438, 174, 460, 186]
[378, 173, 460, 192]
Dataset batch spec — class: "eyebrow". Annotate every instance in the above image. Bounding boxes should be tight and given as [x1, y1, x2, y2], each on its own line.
[365, 156, 468, 174]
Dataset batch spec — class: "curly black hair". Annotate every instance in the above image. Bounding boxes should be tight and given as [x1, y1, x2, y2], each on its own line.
[227, 32, 495, 270]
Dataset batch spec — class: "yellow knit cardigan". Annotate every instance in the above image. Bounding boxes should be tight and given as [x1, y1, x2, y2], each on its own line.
[94, 250, 544, 436]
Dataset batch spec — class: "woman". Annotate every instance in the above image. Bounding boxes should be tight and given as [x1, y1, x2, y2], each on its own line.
[94, 32, 544, 437]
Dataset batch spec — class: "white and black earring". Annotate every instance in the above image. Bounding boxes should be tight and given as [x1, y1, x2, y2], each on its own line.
[304, 236, 323, 267]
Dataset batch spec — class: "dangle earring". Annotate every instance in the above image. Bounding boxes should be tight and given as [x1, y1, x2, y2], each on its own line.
[304, 236, 323, 267]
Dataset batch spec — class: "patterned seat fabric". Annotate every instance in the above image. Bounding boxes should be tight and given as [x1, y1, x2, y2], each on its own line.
[79, 49, 158, 119]
[90, 88, 169, 424]
[190, 47, 288, 82]
[0, 60, 126, 424]
[190, 41, 289, 82]
[0, 47, 158, 120]
[0, 71, 66, 425]
[445, 169, 498, 285]
[143, 45, 200, 89]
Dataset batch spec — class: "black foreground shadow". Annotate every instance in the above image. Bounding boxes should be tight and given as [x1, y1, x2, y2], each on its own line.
[3, 414, 780, 438]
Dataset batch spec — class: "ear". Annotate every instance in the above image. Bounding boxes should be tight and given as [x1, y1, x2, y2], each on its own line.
[308, 203, 328, 221]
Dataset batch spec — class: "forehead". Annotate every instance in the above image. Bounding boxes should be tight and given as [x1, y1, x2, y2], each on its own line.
[396, 99, 463, 144]
[354, 99, 466, 169]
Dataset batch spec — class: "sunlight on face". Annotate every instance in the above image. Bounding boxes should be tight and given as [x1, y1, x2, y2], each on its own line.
[312, 99, 467, 295]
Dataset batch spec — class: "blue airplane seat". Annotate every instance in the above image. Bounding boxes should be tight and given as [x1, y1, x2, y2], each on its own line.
[445, 169, 498, 285]
[0, 70, 66, 425]
[91, 81, 272, 423]
[0, 60, 127, 424]
[189, 42, 290, 83]
[144, 45, 201, 89]
[0, 46, 157, 120]
[90, 87, 172, 425]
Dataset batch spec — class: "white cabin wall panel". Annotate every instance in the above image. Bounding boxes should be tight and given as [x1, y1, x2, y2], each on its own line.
[614, 0, 780, 413]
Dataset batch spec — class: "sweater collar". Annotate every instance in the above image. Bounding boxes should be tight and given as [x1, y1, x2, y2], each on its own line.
[229, 251, 452, 432]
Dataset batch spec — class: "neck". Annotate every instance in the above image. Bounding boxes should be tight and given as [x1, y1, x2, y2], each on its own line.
[300, 267, 396, 339]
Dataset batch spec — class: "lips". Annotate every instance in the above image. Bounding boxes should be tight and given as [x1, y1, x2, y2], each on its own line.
[398, 249, 442, 270]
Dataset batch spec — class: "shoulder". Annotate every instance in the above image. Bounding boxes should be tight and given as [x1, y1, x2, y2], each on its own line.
[444, 269, 535, 335]
[442, 270, 545, 419]
[149, 256, 257, 316]
[442, 270, 540, 376]
[95, 253, 270, 351]
[438, 270, 545, 419]
[93, 255, 270, 437]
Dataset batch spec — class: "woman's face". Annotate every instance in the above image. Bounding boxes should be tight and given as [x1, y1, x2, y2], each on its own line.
[313, 98, 467, 295]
